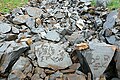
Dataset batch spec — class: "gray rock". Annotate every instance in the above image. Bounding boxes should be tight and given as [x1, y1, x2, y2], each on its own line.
[31, 27, 44, 34]
[0, 46, 29, 74]
[111, 78, 120, 80]
[31, 74, 41, 80]
[0, 23, 11, 33]
[8, 73, 20, 80]
[12, 27, 19, 34]
[76, 18, 85, 30]
[80, 40, 116, 79]
[8, 70, 26, 80]
[54, 12, 65, 19]
[33, 42, 72, 69]
[105, 35, 116, 44]
[26, 7, 43, 17]
[11, 8, 24, 17]
[50, 71, 63, 78]
[66, 31, 85, 44]
[104, 29, 112, 37]
[44, 31, 61, 42]
[26, 17, 35, 29]
[103, 10, 118, 29]
[0, 34, 6, 41]
[13, 15, 29, 24]
[95, 0, 111, 7]
[0, 42, 10, 52]
[95, 17, 102, 28]
[12, 57, 30, 71]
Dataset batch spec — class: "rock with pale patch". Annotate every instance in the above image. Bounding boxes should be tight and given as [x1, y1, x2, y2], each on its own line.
[0, 23, 11, 33]
[33, 42, 72, 69]
[80, 40, 116, 79]
[12, 57, 31, 71]
[76, 19, 85, 30]
[26, 7, 43, 17]
[13, 15, 29, 24]
[44, 31, 61, 42]
[12, 27, 19, 34]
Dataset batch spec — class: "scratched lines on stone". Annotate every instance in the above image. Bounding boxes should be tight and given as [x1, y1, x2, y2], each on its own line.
[91, 54, 110, 69]
[35, 44, 64, 63]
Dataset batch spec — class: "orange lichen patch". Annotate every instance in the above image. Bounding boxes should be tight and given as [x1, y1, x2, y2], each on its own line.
[111, 45, 117, 51]
[99, 74, 106, 80]
[36, 18, 42, 25]
[75, 43, 89, 50]
[26, 38, 33, 45]
[48, 64, 63, 71]
[20, 38, 33, 45]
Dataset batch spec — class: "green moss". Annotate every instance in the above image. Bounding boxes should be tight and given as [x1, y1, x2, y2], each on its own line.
[91, 0, 96, 7]
[108, 0, 120, 10]
[91, 0, 120, 10]
[0, 0, 28, 13]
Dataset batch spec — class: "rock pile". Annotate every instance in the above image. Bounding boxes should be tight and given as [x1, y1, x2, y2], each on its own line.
[0, 0, 120, 80]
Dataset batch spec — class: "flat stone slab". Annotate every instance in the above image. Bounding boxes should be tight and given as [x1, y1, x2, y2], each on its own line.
[103, 10, 118, 29]
[13, 15, 29, 24]
[82, 41, 116, 79]
[26, 7, 43, 17]
[44, 31, 61, 42]
[33, 42, 72, 69]
[0, 23, 11, 33]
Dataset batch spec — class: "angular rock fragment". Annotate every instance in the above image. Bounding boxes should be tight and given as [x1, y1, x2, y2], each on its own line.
[65, 74, 86, 80]
[44, 31, 61, 42]
[12, 27, 19, 34]
[105, 35, 116, 44]
[0, 23, 11, 33]
[13, 15, 29, 24]
[66, 31, 84, 43]
[103, 10, 118, 29]
[5, 34, 18, 41]
[50, 71, 63, 78]
[95, 17, 102, 28]
[31, 27, 45, 34]
[0, 42, 10, 52]
[76, 18, 85, 30]
[31, 74, 42, 80]
[8, 70, 26, 80]
[95, 0, 111, 7]
[104, 29, 113, 37]
[54, 12, 65, 19]
[11, 8, 24, 17]
[0, 46, 29, 75]
[78, 40, 116, 79]
[12, 57, 30, 71]
[33, 42, 72, 69]
[26, 17, 35, 29]
[60, 69, 75, 74]
[26, 7, 43, 17]
[45, 69, 55, 74]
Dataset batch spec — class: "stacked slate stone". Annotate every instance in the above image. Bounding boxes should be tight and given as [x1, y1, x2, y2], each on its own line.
[0, 0, 120, 80]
